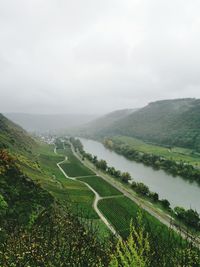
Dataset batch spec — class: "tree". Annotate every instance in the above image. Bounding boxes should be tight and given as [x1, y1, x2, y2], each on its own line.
[96, 160, 107, 171]
[174, 206, 186, 220]
[0, 194, 8, 216]
[114, 170, 121, 179]
[121, 172, 131, 183]
[92, 156, 98, 164]
[184, 209, 200, 228]
[160, 199, 170, 210]
[149, 192, 159, 202]
[104, 138, 113, 149]
[107, 167, 116, 176]
[109, 211, 150, 267]
[135, 183, 150, 196]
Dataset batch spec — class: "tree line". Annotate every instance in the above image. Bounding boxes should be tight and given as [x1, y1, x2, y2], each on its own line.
[70, 137, 200, 232]
[103, 138, 200, 184]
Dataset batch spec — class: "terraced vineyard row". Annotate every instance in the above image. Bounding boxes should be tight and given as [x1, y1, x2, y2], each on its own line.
[77, 176, 122, 197]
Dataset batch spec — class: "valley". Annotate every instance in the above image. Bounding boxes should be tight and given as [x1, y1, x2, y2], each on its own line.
[1, 99, 200, 266]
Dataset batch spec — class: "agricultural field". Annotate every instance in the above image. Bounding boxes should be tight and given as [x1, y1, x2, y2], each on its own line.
[77, 176, 122, 197]
[112, 136, 200, 167]
[98, 196, 172, 239]
[58, 144, 95, 177]
[24, 143, 98, 219]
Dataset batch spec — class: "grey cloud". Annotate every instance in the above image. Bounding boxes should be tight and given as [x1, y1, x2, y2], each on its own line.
[0, 0, 200, 114]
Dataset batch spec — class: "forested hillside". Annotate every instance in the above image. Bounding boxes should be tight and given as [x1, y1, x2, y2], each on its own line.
[78, 108, 136, 137]
[84, 98, 200, 151]
[0, 114, 200, 266]
[0, 114, 35, 152]
[0, 115, 110, 266]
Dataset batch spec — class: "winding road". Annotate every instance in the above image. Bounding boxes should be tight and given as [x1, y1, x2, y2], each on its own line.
[70, 143, 200, 247]
[54, 146, 120, 237]
[54, 143, 200, 247]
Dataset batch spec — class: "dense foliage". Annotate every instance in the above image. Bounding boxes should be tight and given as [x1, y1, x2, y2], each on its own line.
[104, 138, 200, 184]
[73, 138, 200, 232]
[0, 149, 111, 266]
[0, 114, 35, 152]
[1, 113, 200, 266]
[0, 117, 111, 267]
[174, 207, 200, 230]
[109, 211, 200, 267]
[0, 150, 53, 230]
[82, 98, 200, 152]
[1, 206, 110, 267]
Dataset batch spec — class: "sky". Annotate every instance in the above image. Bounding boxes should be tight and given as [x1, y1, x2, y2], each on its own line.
[1, 0, 200, 114]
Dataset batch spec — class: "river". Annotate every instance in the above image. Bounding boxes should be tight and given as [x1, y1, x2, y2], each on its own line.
[80, 138, 200, 213]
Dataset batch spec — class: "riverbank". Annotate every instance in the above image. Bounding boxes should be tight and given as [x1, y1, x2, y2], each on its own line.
[79, 138, 200, 214]
[70, 140, 200, 245]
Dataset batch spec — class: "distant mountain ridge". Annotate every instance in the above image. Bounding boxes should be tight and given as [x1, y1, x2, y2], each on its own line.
[82, 98, 200, 151]
[78, 108, 137, 137]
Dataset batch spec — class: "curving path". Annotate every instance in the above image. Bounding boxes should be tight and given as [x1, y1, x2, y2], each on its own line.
[55, 144, 200, 247]
[70, 144, 200, 247]
[54, 146, 120, 237]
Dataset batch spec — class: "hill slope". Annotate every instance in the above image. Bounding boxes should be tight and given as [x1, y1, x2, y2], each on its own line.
[83, 98, 200, 151]
[78, 108, 136, 137]
[0, 114, 36, 152]
[0, 114, 109, 266]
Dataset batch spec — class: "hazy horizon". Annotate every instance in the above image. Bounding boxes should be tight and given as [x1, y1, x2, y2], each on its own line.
[1, 1, 200, 114]
[2, 97, 198, 115]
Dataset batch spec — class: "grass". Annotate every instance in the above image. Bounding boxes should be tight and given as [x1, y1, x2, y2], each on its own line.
[77, 176, 123, 197]
[58, 144, 95, 177]
[98, 196, 172, 239]
[23, 143, 98, 220]
[112, 136, 200, 167]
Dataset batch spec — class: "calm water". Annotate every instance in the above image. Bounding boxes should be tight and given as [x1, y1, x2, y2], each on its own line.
[80, 138, 200, 213]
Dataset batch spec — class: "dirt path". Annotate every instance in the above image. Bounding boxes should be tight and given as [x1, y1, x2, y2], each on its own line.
[70, 144, 200, 247]
[54, 146, 120, 237]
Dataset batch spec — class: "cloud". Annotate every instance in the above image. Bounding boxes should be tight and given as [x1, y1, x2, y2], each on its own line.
[0, 0, 200, 114]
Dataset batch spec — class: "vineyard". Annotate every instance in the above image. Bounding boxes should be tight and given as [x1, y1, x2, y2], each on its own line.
[59, 145, 94, 177]
[78, 176, 122, 197]
[98, 196, 174, 239]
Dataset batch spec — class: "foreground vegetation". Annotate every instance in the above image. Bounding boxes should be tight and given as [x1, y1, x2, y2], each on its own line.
[0, 149, 111, 266]
[110, 211, 200, 267]
[1, 109, 200, 266]
[69, 137, 200, 266]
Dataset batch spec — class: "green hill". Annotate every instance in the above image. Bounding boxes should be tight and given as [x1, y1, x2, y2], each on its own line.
[78, 108, 136, 137]
[1, 114, 199, 266]
[0, 115, 109, 266]
[85, 98, 200, 151]
[0, 114, 36, 152]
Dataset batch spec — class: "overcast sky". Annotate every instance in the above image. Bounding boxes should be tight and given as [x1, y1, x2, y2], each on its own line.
[1, 0, 200, 114]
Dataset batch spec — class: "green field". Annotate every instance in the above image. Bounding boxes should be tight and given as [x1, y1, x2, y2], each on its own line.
[58, 144, 95, 177]
[23, 144, 98, 219]
[77, 176, 122, 197]
[98, 196, 171, 238]
[112, 136, 200, 167]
